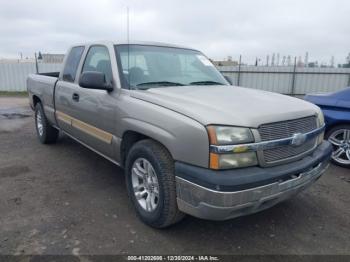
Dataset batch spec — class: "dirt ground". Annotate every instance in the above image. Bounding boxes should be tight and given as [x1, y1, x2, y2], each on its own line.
[0, 96, 349, 255]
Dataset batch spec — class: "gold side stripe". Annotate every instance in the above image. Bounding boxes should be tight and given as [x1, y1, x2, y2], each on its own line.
[56, 111, 72, 125]
[56, 111, 113, 144]
[72, 119, 113, 144]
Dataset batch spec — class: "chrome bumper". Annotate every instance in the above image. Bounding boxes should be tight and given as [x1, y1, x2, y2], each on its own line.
[176, 160, 329, 220]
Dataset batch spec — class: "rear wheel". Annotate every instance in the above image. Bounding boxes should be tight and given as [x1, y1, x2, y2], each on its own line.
[325, 124, 350, 168]
[125, 139, 185, 228]
[35, 103, 59, 144]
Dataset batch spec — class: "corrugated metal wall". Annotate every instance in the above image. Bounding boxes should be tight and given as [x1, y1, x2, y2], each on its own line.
[0, 62, 349, 94]
[0, 63, 62, 92]
[219, 66, 350, 94]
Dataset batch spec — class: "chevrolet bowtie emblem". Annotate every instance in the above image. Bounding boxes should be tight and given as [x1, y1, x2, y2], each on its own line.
[291, 133, 307, 146]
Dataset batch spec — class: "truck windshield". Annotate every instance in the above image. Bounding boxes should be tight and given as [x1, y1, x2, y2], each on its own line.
[114, 45, 228, 89]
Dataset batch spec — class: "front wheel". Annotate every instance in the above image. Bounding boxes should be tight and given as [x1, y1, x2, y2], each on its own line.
[325, 124, 350, 168]
[125, 139, 185, 228]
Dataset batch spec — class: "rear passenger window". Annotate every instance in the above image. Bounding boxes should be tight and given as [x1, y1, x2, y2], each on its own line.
[82, 46, 113, 84]
[62, 46, 84, 82]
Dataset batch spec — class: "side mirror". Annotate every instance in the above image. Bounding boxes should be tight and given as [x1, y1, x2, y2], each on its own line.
[79, 71, 113, 91]
[224, 75, 234, 85]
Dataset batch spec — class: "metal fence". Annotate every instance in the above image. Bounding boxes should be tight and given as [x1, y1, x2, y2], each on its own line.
[0, 61, 350, 94]
[0, 63, 62, 92]
[219, 65, 350, 94]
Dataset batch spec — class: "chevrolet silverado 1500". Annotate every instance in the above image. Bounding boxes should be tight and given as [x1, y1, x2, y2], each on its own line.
[27, 41, 332, 228]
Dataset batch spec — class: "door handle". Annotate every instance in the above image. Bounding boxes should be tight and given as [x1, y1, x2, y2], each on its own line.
[72, 93, 79, 102]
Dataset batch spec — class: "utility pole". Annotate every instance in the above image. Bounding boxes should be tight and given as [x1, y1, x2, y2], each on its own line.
[266, 55, 270, 66]
[34, 52, 39, 73]
[237, 55, 242, 86]
[305, 52, 309, 67]
[297, 56, 302, 67]
[291, 56, 297, 95]
[330, 56, 335, 68]
[271, 53, 275, 66]
[127, 6, 129, 43]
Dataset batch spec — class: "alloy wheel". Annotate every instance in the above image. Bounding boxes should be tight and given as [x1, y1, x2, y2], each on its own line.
[328, 129, 350, 165]
[36, 110, 44, 137]
[131, 158, 159, 212]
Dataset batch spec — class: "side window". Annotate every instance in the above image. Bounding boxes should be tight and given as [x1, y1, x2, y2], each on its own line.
[62, 46, 84, 82]
[82, 46, 113, 84]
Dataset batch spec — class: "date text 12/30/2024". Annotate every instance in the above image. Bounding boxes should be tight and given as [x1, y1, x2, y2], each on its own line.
[127, 256, 219, 261]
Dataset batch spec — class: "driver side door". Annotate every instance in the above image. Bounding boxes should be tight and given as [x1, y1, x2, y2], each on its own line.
[68, 45, 116, 158]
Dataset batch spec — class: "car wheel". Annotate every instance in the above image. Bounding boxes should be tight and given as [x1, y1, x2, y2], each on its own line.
[35, 103, 59, 144]
[325, 124, 350, 168]
[125, 139, 185, 228]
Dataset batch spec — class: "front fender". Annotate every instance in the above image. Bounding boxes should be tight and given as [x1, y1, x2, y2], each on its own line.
[116, 96, 210, 168]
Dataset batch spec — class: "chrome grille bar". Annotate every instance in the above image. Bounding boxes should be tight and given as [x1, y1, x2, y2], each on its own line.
[263, 138, 317, 162]
[259, 116, 317, 141]
[210, 124, 325, 154]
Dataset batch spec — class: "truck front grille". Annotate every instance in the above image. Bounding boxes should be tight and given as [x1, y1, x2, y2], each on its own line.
[258, 116, 318, 163]
[263, 138, 317, 162]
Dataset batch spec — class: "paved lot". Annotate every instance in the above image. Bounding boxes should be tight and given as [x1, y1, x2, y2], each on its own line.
[0, 97, 349, 255]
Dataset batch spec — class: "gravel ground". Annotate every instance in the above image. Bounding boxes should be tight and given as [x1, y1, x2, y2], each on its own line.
[0, 97, 349, 255]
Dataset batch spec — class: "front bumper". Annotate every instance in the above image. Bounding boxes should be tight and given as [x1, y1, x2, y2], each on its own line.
[175, 141, 332, 220]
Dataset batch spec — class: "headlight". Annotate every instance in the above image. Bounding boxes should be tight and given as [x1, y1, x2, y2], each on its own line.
[210, 152, 258, 169]
[207, 126, 254, 145]
[317, 110, 325, 127]
[316, 110, 325, 145]
[207, 125, 257, 169]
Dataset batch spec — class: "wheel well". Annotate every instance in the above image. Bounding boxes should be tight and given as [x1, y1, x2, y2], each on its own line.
[120, 131, 149, 166]
[32, 95, 41, 107]
[325, 121, 350, 136]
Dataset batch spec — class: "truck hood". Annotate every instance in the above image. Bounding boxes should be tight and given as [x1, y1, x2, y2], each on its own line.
[130, 85, 319, 128]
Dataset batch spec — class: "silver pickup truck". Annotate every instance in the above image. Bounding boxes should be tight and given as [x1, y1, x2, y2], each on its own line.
[27, 41, 332, 228]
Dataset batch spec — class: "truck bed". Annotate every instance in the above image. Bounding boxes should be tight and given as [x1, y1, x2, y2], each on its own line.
[27, 73, 59, 125]
[38, 72, 60, 78]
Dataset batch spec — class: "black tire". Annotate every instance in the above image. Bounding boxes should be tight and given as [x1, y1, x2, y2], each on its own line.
[125, 139, 185, 228]
[34, 103, 59, 144]
[325, 124, 350, 168]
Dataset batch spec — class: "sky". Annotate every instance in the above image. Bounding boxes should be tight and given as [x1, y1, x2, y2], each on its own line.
[0, 0, 349, 65]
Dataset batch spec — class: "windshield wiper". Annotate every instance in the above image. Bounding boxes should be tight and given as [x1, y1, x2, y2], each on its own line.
[190, 81, 225, 86]
[136, 81, 184, 87]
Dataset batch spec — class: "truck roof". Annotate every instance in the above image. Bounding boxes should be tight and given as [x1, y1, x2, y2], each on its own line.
[71, 40, 197, 51]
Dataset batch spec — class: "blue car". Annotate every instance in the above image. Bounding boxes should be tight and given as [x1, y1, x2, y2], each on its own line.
[305, 87, 350, 168]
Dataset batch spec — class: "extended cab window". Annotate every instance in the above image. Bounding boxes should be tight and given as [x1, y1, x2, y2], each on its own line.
[82, 46, 113, 84]
[62, 46, 84, 82]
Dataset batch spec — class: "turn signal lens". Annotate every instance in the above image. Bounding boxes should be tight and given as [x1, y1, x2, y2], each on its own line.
[209, 153, 219, 169]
